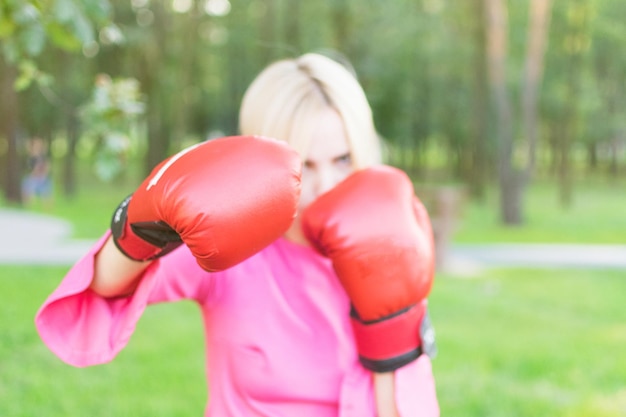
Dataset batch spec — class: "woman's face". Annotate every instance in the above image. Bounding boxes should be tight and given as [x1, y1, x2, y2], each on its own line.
[284, 108, 354, 245]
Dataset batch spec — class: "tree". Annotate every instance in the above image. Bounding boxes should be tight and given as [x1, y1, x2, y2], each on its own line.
[484, 0, 518, 223]
[483, 0, 552, 224]
[0, 0, 112, 203]
[543, 0, 591, 207]
[466, 0, 490, 201]
[79, 74, 145, 182]
[584, 0, 626, 178]
[522, 0, 552, 178]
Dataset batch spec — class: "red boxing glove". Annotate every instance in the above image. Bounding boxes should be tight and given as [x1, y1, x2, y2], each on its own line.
[111, 135, 301, 271]
[302, 166, 435, 372]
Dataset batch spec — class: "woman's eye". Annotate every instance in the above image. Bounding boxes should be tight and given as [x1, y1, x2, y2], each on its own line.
[336, 153, 352, 165]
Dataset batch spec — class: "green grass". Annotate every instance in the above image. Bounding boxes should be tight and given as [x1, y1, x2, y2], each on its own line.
[0, 265, 206, 417]
[430, 268, 626, 416]
[2, 265, 625, 416]
[451, 179, 626, 244]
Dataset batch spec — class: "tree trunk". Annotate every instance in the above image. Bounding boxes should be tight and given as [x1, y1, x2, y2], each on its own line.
[63, 110, 79, 198]
[259, 0, 277, 63]
[331, 0, 350, 51]
[484, 0, 522, 224]
[522, 0, 552, 177]
[555, 68, 576, 208]
[468, 0, 489, 201]
[586, 142, 597, 171]
[170, 7, 200, 151]
[285, 0, 301, 50]
[557, 0, 589, 208]
[141, 2, 171, 173]
[556, 116, 573, 207]
[608, 136, 620, 177]
[145, 87, 171, 173]
[0, 59, 22, 204]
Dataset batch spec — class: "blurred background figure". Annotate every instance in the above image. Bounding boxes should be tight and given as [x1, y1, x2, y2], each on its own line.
[22, 137, 53, 209]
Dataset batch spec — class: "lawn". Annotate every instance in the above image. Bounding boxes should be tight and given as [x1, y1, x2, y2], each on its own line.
[430, 268, 626, 417]
[452, 178, 626, 244]
[1, 265, 624, 416]
[0, 265, 206, 417]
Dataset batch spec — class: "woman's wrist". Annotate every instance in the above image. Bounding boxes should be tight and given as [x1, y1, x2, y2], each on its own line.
[90, 236, 151, 298]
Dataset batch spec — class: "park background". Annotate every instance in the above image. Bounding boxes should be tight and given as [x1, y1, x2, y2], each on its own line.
[1, 0, 625, 416]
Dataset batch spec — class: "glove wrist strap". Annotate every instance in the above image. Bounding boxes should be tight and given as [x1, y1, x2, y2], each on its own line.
[111, 195, 162, 261]
[351, 301, 426, 372]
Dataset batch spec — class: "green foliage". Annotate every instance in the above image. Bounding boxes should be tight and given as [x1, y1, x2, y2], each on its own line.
[13, 58, 53, 90]
[0, 0, 114, 89]
[79, 75, 146, 182]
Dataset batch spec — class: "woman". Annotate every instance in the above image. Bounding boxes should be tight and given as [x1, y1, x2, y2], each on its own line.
[36, 53, 439, 416]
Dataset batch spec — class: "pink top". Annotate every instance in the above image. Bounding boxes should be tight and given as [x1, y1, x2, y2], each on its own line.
[35, 233, 439, 416]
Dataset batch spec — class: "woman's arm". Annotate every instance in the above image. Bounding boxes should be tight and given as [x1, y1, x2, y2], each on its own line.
[90, 236, 152, 298]
[374, 372, 400, 417]
[375, 356, 440, 417]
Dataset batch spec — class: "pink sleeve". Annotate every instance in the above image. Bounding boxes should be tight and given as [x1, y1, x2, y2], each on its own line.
[338, 365, 376, 417]
[395, 355, 440, 416]
[337, 355, 439, 417]
[34, 232, 213, 368]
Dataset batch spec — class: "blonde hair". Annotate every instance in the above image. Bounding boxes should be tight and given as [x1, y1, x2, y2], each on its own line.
[239, 53, 381, 168]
